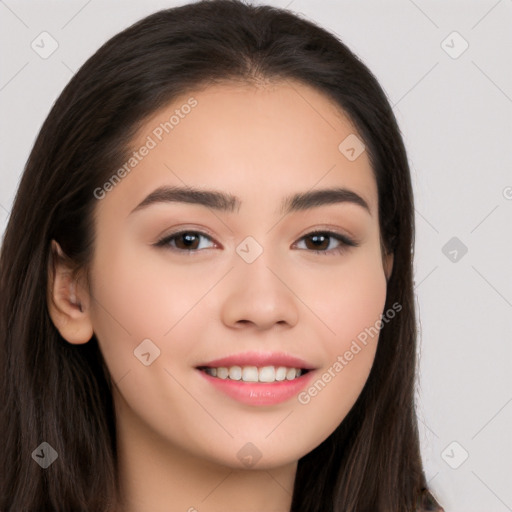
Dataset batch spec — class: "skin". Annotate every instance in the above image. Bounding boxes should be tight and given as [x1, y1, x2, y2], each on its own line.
[48, 80, 393, 512]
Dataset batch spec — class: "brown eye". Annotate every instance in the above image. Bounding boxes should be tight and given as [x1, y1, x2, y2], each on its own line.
[155, 231, 216, 252]
[295, 231, 358, 255]
[304, 233, 330, 251]
[174, 233, 200, 250]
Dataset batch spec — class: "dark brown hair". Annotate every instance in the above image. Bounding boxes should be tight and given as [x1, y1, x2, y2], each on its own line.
[0, 1, 443, 510]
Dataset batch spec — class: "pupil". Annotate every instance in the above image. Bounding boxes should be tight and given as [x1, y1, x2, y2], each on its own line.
[309, 234, 328, 250]
[181, 233, 198, 248]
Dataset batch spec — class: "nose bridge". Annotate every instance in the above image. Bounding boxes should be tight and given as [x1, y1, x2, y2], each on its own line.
[219, 235, 299, 329]
[236, 232, 290, 289]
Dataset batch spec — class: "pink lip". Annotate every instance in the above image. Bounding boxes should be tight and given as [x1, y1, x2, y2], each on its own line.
[196, 351, 315, 370]
[197, 368, 316, 406]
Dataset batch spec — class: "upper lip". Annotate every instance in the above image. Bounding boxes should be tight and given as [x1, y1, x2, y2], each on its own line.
[196, 351, 316, 370]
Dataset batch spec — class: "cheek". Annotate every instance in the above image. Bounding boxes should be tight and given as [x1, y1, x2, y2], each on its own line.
[292, 348, 377, 453]
[297, 250, 388, 346]
[87, 242, 210, 381]
[291, 255, 387, 437]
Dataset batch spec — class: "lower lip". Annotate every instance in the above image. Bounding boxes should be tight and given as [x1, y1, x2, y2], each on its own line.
[197, 369, 315, 406]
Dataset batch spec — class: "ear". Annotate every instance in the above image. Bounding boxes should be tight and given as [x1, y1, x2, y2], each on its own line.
[383, 251, 394, 282]
[47, 240, 94, 344]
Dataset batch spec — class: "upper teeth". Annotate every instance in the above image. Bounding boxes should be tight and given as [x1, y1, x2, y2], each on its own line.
[203, 366, 304, 382]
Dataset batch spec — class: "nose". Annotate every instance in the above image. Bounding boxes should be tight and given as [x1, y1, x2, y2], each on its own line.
[220, 253, 299, 331]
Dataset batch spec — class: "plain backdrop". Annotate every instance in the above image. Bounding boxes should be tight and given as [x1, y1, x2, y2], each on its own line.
[1, 1, 511, 510]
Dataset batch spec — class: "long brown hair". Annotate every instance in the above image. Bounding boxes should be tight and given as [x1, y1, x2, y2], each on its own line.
[0, 1, 443, 510]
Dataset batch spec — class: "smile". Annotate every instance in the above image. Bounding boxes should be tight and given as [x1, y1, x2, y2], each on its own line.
[198, 365, 309, 383]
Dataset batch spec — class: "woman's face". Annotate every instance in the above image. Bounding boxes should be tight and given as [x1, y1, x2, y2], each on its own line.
[85, 80, 392, 469]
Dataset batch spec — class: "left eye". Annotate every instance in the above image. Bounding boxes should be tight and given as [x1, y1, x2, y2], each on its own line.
[154, 230, 358, 255]
[293, 231, 358, 255]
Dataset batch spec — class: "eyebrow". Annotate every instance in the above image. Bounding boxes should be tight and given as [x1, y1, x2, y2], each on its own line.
[129, 185, 371, 217]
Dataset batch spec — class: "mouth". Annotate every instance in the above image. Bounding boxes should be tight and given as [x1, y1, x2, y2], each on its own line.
[196, 365, 311, 383]
[195, 351, 316, 405]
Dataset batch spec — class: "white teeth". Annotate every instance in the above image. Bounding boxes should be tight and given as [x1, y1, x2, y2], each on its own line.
[275, 367, 287, 381]
[258, 366, 275, 382]
[242, 366, 259, 382]
[228, 366, 242, 380]
[216, 367, 229, 379]
[202, 365, 305, 382]
[286, 368, 297, 380]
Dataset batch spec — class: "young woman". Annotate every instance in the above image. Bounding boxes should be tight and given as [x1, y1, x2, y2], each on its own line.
[0, 1, 444, 510]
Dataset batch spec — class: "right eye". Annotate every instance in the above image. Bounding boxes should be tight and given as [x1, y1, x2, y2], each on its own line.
[154, 230, 218, 253]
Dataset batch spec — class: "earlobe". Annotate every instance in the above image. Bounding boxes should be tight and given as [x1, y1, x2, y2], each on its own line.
[47, 240, 94, 344]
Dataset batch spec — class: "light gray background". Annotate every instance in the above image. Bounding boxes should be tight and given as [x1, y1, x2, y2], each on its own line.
[1, 1, 511, 510]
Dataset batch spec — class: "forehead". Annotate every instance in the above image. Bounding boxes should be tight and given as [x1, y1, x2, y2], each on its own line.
[99, 80, 377, 218]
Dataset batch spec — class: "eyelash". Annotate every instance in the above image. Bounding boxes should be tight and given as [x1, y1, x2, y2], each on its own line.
[154, 229, 359, 256]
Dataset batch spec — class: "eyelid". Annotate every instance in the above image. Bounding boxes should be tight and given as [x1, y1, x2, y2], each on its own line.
[153, 229, 219, 251]
[154, 224, 221, 245]
[296, 224, 359, 244]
